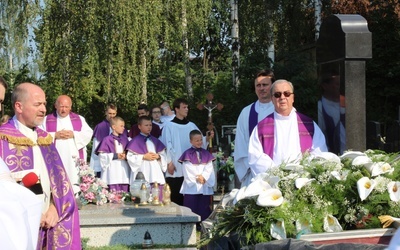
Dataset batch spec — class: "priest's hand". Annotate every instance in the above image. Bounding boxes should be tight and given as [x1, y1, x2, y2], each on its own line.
[167, 162, 175, 175]
[41, 203, 59, 229]
[55, 129, 74, 140]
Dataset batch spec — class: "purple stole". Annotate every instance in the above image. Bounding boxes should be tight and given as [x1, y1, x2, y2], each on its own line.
[0, 119, 81, 249]
[258, 112, 314, 158]
[248, 102, 258, 136]
[96, 134, 129, 154]
[45, 111, 85, 159]
[178, 147, 215, 164]
[126, 134, 165, 154]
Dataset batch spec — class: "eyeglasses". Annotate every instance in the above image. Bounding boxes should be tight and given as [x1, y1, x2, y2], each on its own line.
[152, 111, 161, 114]
[161, 105, 169, 110]
[273, 91, 293, 98]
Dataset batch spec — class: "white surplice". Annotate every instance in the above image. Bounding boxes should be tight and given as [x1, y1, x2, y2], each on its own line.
[234, 100, 274, 186]
[0, 159, 42, 250]
[248, 109, 328, 177]
[160, 121, 208, 178]
[42, 113, 93, 194]
[126, 139, 167, 185]
[180, 160, 215, 195]
[99, 139, 130, 185]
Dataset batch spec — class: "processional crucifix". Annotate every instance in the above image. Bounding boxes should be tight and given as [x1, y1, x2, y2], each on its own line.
[197, 93, 223, 150]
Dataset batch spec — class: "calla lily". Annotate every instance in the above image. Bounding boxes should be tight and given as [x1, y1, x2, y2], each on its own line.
[323, 215, 343, 232]
[251, 172, 269, 182]
[264, 175, 280, 188]
[340, 151, 366, 160]
[367, 162, 393, 177]
[296, 219, 312, 235]
[244, 178, 271, 198]
[221, 189, 239, 207]
[256, 188, 283, 207]
[357, 177, 376, 201]
[295, 178, 315, 189]
[352, 155, 372, 166]
[233, 186, 247, 205]
[331, 170, 349, 181]
[313, 151, 341, 165]
[283, 163, 304, 172]
[388, 181, 400, 202]
[270, 219, 286, 240]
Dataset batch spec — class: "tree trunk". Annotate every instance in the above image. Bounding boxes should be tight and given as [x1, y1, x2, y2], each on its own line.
[182, 0, 193, 99]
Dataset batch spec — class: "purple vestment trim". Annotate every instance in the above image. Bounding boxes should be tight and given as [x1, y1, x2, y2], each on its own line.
[96, 134, 129, 154]
[248, 102, 258, 136]
[45, 111, 85, 159]
[178, 147, 215, 164]
[0, 119, 81, 249]
[258, 112, 314, 158]
[126, 134, 165, 154]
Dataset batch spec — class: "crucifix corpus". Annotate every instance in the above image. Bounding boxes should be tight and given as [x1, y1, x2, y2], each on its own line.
[197, 93, 223, 150]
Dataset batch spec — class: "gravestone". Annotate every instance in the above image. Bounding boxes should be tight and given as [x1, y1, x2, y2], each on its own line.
[367, 121, 384, 150]
[384, 120, 400, 153]
[317, 14, 372, 154]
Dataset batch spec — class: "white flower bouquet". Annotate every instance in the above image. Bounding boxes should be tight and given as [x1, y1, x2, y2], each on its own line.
[201, 150, 400, 246]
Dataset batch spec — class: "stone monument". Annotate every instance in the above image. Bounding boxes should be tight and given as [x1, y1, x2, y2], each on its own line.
[317, 14, 372, 153]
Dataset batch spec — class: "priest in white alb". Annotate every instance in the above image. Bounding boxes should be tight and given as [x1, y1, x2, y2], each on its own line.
[41, 95, 93, 194]
[234, 69, 275, 187]
[248, 79, 328, 177]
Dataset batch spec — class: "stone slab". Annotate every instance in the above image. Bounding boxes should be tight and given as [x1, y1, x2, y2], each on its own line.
[300, 228, 396, 245]
[79, 202, 200, 247]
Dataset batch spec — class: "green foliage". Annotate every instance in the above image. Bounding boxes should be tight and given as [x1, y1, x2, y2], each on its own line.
[201, 150, 400, 247]
[1, 0, 400, 140]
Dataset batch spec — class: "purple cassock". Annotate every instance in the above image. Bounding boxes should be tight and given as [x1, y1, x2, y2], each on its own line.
[93, 119, 128, 142]
[0, 119, 81, 250]
[126, 134, 165, 154]
[95, 133, 130, 192]
[178, 147, 215, 222]
[95, 134, 129, 154]
[92, 119, 111, 141]
[178, 147, 215, 165]
[45, 111, 85, 159]
[128, 123, 161, 139]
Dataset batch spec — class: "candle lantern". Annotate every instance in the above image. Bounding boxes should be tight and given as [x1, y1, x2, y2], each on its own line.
[152, 182, 160, 205]
[142, 230, 153, 248]
[163, 183, 171, 205]
[130, 171, 150, 203]
[140, 183, 149, 205]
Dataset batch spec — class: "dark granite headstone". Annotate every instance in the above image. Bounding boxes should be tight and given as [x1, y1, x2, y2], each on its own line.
[317, 14, 372, 153]
[384, 120, 400, 153]
[366, 121, 384, 150]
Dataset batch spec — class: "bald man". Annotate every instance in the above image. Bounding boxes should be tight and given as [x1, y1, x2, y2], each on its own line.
[41, 95, 93, 194]
[0, 83, 81, 249]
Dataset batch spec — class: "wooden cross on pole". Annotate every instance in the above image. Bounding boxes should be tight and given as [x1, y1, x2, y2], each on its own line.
[197, 93, 223, 151]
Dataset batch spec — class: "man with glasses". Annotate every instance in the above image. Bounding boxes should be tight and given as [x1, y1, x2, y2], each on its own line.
[160, 100, 175, 123]
[151, 106, 164, 129]
[248, 79, 327, 176]
[234, 69, 275, 187]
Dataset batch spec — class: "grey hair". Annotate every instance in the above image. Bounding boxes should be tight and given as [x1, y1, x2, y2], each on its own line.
[270, 79, 294, 96]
